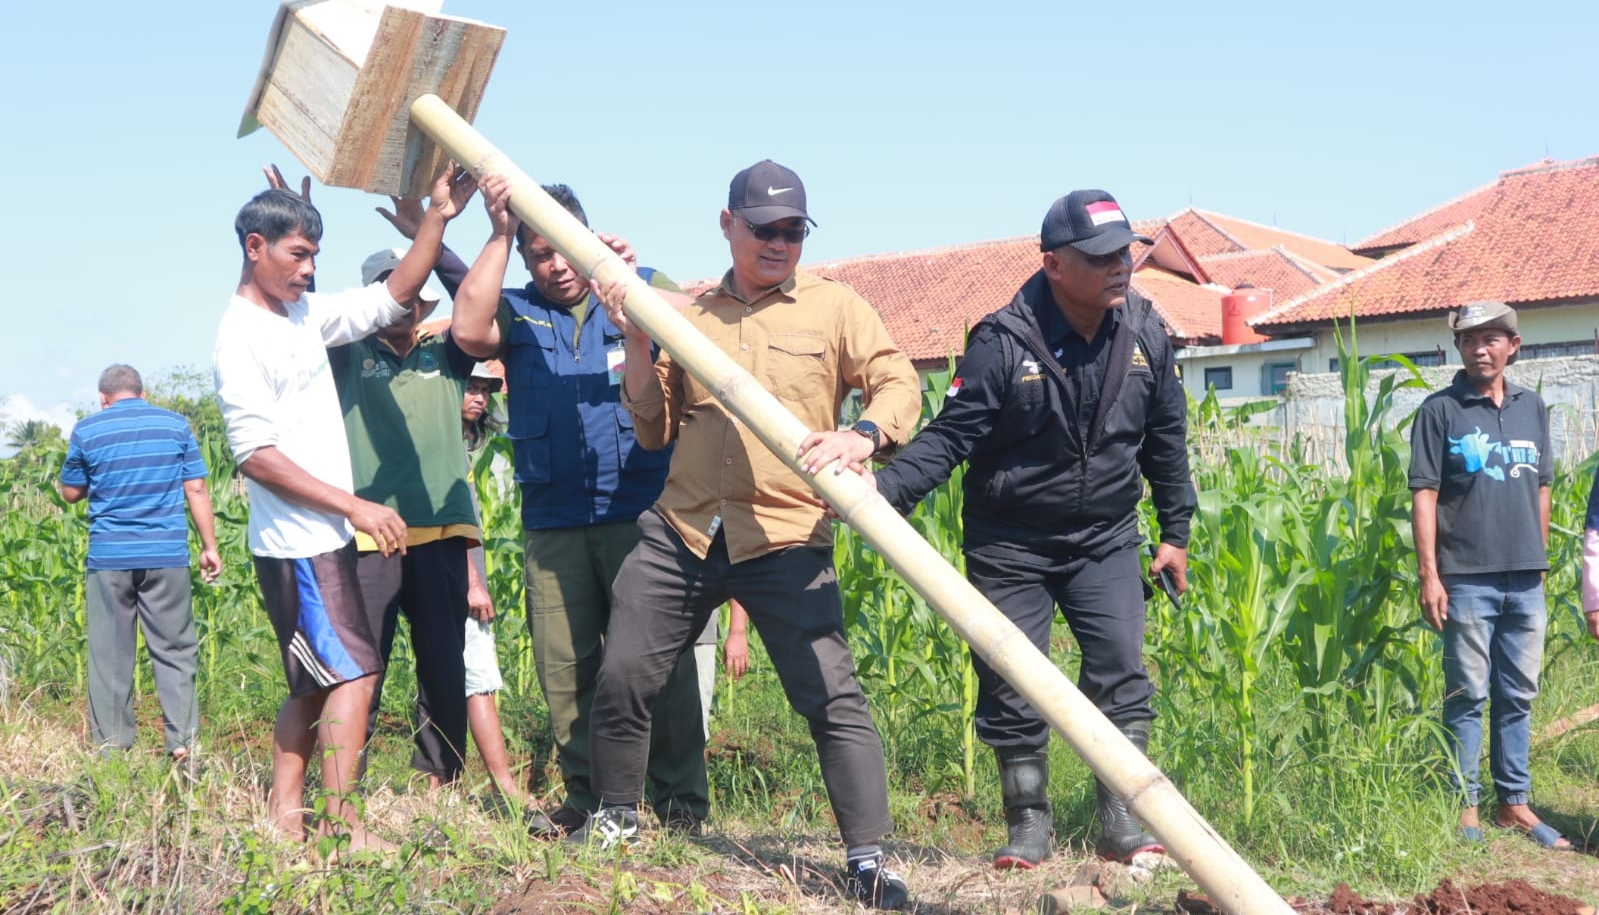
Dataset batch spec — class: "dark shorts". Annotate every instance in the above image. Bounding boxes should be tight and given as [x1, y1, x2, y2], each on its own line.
[254, 541, 382, 698]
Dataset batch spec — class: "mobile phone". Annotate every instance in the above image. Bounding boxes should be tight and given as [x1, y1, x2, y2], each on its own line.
[1148, 544, 1181, 609]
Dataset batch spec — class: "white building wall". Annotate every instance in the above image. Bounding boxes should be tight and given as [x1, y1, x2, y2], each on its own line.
[1300, 300, 1599, 373]
[1179, 349, 1304, 400]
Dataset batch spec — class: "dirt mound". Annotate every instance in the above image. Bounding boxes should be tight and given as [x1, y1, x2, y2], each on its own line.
[1176, 879, 1591, 915]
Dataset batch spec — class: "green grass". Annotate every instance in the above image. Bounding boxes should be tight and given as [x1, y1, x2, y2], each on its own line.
[3, 347, 1599, 911]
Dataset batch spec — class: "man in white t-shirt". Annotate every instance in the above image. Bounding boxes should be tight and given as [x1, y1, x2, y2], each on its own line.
[214, 165, 477, 854]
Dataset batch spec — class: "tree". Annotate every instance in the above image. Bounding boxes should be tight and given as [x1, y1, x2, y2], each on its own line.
[5, 419, 63, 454]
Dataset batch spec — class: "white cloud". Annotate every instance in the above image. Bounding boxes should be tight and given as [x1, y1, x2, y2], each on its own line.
[0, 394, 84, 458]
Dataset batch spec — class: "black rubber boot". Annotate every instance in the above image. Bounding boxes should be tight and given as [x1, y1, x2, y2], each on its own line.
[992, 747, 1053, 869]
[1094, 721, 1165, 862]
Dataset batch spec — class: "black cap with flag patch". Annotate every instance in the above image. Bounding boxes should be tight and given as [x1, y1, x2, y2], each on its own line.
[728, 160, 816, 227]
[1040, 189, 1153, 255]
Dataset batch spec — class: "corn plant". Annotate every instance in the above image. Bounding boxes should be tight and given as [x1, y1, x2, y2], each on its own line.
[836, 362, 980, 798]
[1281, 321, 1438, 749]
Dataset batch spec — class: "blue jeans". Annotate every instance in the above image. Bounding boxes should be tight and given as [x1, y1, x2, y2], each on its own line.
[1440, 571, 1546, 807]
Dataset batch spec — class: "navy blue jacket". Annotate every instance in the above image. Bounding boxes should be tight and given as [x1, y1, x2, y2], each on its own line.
[434, 250, 672, 530]
[875, 271, 1195, 556]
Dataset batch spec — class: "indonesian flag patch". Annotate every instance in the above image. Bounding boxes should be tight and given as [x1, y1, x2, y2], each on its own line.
[947, 378, 963, 398]
[1085, 200, 1126, 226]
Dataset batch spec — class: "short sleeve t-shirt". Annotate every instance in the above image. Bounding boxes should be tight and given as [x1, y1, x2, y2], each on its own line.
[60, 398, 207, 571]
[1408, 373, 1553, 574]
[214, 284, 405, 558]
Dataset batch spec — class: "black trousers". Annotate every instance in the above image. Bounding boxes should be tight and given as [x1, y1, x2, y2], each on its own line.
[590, 510, 894, 846]
[359, 538, 470, 781]
[965, 542, 1152, 749]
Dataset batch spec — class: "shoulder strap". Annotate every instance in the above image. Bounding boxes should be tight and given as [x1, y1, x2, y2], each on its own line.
[1088, 299, 1146, 452]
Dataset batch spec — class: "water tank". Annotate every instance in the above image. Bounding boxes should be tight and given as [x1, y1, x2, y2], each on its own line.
[1221, 285, 1271, 345]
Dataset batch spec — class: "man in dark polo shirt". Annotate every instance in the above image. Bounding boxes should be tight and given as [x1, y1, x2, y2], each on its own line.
[60, 364, 221, 760]
[1409, 300, 1564, 849]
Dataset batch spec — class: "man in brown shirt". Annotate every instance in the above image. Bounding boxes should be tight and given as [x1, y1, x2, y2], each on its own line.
[582, 160, 920, 910]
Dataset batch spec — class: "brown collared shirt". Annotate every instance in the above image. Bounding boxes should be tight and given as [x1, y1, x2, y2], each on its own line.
[624, 269, 921, 563]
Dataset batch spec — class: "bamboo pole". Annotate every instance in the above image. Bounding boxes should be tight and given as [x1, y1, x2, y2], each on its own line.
[409, 92, 1293, 915]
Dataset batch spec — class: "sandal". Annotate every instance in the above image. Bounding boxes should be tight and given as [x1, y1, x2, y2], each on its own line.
[1456, 824, 1485, 843]
[1495, 817, 1573, 850]
[1524, 822, 1574, 851]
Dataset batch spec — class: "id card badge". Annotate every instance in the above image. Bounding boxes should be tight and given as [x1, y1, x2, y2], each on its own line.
[607, 345, 626, 387]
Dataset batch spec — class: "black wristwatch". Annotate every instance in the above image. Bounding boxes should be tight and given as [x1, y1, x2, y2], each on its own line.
[851, 419, 883, 456]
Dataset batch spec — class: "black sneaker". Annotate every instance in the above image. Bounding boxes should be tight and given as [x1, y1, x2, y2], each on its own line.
[564, 806, 639, 850]
[844, 854, 909, 910]
[547, 805, 588, 837]
[522, 806, 560, 837]
[660, 807, 706, 837]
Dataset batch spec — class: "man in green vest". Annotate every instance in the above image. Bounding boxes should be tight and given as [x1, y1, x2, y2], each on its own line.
[328, 249, 487, 793]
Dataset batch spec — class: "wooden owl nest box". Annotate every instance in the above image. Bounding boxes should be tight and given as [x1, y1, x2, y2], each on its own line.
[240, 0, 504, 197]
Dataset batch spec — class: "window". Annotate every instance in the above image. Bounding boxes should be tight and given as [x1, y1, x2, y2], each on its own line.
[1370, 350, 1445, 370]
[1203, 366, 1233, 391]
[1262, 361, 1297, 394]
[1522, 339, 1599, 360]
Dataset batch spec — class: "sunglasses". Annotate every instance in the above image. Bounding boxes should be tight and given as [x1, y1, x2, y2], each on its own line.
[742, 218, 809, 244]
[1079, 247, 1132, 269]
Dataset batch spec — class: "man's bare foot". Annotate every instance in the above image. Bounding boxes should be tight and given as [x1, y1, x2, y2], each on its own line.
[1456, 805, 1484, 842]
[320, 828, 398, 864]
[1494, 803, 1572, 849]
[345, 828, 398, 854]
[268, 807, 308, 842]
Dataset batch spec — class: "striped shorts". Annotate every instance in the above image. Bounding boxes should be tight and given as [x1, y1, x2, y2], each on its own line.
[254, 541, 383, 697]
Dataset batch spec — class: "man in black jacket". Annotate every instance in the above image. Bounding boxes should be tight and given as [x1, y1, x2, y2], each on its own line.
[862, 189, 1195, 870]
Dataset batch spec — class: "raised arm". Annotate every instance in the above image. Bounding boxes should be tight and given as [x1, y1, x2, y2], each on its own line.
[385, 163, 478, 306]
[451, 173, 518, 358]
[376, 194, 471, 297]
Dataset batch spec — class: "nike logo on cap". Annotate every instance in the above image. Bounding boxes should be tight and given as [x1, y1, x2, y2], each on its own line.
[767, 186, 793, 195]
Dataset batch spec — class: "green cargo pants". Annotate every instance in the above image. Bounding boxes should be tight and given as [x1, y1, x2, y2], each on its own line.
[524, 521, 710, 821]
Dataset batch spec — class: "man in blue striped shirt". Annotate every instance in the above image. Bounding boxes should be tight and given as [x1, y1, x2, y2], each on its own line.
[60, 364, 220, 759]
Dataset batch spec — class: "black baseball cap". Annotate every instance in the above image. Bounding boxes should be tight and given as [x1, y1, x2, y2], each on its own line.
[1040, 189, 1153, 255]
[728, 160, 817, 227]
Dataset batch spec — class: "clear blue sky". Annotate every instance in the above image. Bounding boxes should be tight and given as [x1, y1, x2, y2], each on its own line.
[4, 0, 1597, 443]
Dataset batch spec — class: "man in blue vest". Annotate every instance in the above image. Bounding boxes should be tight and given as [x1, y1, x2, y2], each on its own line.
[383, 181, 709, 834]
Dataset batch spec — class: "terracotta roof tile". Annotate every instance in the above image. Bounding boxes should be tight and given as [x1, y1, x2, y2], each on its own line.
[1197, 248, 1325, 302]
[682, 233, 1204, 363]
[805, 237, 1040, 364]
[1130, 268, 1228, 343]
[1162, 210, 1244, 259]
[1192, 210, 1374, 272]
[1255, 155, 1599, 330]
[1352, 179, 1496, 254]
